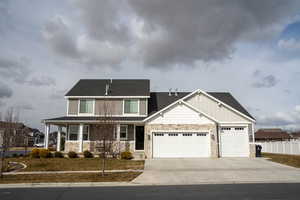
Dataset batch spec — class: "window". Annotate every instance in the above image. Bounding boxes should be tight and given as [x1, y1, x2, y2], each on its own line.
[79, 99, 93, 114]
[124, 99, 139, 114]
[154, 133, 164, 136]
[221, 127, 231, 131]
[120, 125, 128, 140]
[235, 127, 244, 130]
[183, 133, 192, 136]
[68, 125, 89, 141]
[197, 133, 207, 136]
[168, 133, 178, 136]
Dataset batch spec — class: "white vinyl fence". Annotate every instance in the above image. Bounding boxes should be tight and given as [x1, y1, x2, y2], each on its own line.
[257, 140, 300, 155]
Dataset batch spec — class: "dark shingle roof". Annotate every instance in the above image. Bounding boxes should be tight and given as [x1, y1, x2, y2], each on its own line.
[65, 79, 150, 97]
[255, 129, 291, 140]
[45, 116, 146, 122]
[148, 92, 255, 120]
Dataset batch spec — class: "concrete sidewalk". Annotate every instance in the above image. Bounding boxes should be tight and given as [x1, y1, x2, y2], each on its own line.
[3, 169, 143, 175]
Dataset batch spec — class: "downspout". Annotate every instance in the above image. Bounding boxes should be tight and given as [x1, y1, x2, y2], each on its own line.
[216, 123, 221, 158]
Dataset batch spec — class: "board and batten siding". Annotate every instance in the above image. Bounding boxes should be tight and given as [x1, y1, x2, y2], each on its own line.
[68, 98, 147, 116]
[148, 103, 214, 125]
[68, 99, 79, 115]
[185, 94, 250, 122]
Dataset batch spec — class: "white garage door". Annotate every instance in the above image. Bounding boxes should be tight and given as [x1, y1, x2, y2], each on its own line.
[153, 132, 210, 158]
[220, 127, 249, 157]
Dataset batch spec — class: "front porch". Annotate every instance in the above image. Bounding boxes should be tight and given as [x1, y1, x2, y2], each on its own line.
[44, 122, 145, 159]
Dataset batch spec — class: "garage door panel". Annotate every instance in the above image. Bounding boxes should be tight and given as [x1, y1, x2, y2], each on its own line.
[153, 132, 210, 158]
[220, 127, 249, 157]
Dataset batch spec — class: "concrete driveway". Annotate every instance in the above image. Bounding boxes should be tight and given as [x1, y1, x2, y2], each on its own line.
[132, 158, 300, 185]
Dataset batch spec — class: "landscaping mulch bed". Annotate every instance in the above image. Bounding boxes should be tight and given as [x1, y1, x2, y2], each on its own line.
[6, 157, 144, 172]
[263, 153, 300, 168]
[0, 172, 141, 184]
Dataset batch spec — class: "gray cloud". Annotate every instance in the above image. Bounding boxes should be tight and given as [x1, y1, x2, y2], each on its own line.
[252, 75, 279, 88]
[27, 76, 56, 87]
[0, 81, 13, 98]
[0, 56, 31, 83]
[17, 103, 34, 111]
[42, 16, 80, 59]
[49, 89, 67, 99]
[71, 0, 299, 68]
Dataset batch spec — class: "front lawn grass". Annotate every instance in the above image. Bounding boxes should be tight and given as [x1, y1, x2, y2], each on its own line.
[262, 153, 300, 168]
[7, 157, 144, 172]
[0, 172, 141, 184]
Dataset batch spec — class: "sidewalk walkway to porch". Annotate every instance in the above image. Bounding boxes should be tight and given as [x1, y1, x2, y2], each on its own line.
[3, 169, 143, 175]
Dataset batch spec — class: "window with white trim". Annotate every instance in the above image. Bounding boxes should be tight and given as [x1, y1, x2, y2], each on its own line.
[68, 125, 89, 141]
[120, 125, 128, 140]
[124, 99, 139, 114]
[79, 99, 93, 114]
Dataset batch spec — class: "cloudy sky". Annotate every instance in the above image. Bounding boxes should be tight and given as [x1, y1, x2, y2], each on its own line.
[0, 0, 300, 131]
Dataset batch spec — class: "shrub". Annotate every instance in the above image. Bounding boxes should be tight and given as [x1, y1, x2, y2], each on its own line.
[121, 151, 133, 160]
[48, 147, 56, 151]
[39, 149, 52, 158]
[30, 148, 40, 158]
[54, 151, 64, 158]
[83, 150, 93, 158]
[68, 151, 78, 158]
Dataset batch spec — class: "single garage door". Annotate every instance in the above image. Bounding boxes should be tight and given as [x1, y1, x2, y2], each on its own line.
[220, 127, 249, 157]
[153, 132, 210, 158]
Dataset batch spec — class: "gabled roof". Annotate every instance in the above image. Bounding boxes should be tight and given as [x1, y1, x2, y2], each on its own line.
[65, 79, 150, 97]
[147, 92, 255, 120]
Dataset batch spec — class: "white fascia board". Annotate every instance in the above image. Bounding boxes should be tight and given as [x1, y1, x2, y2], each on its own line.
[65, 96, 150, 99]
[182, 89, 256, 123]
[43, 120, 145, 124]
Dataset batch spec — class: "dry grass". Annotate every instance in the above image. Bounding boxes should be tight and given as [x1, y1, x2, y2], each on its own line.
[7, 157, 144, 172]
[263, 153, 300, 168]
[0, 172, 141, 184]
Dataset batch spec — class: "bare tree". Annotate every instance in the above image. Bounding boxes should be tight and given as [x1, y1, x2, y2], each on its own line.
[0, 108, 20, 178]
[93, 100, 118, 176]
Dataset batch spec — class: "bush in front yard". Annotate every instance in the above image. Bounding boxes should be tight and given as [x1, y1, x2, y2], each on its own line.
[39, 149, 52, 158]
[30, 148, 40, 158]
[54, 151, 64, 158]
[68, 151, 78, 158]
[121, 151, 133, 160]
[83, 150, 93, 158]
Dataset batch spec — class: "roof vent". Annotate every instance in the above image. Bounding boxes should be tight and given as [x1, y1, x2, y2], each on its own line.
[174, 88, 178, 96]
[105, 84, 109, 96]
[168, 88, 172, 96]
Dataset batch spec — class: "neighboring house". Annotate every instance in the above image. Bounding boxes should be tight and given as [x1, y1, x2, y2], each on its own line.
[255, 128, 291, 142]
[44, 79, 256, 158]
[290, 131, 300, 140]
[0, 121, 32, 147]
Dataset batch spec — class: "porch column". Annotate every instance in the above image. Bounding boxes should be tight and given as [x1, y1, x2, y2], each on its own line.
[78, 123, 84, 153]
[116, 124, 120, 142]
[57, 126, 62, 152]
[252, 123, 255, 143]
[45, 124, 50, 149]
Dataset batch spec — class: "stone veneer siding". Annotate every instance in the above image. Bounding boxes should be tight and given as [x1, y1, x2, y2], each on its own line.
[249, 143, 256, 158]
[144, 124, 218, 158]
[64, 141, 135, 153]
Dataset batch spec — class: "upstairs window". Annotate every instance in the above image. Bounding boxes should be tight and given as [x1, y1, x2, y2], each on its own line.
[79, 99, 93, 114]
[124, 99, 139, 114]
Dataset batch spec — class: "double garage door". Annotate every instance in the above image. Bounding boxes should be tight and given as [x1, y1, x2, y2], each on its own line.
[153, 132, 210, 158]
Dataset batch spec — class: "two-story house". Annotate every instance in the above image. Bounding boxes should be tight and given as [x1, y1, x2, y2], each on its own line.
[44, 79, 256, 158]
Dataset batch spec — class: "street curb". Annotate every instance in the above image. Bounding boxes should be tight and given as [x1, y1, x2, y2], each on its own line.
[1, 180, 300, 189]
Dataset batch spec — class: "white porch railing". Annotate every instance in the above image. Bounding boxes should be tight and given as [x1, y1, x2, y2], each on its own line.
[257, 140, 300, 155]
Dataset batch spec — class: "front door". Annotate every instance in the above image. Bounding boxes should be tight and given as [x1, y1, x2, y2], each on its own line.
[135, 126, 144, 150]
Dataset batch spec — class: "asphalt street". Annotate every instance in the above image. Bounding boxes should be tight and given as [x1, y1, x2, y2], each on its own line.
[1, 183, 300, 200]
